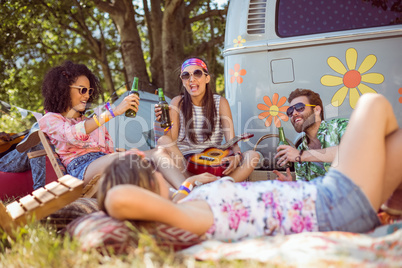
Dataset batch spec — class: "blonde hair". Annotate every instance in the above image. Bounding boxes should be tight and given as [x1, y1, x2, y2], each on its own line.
[97, 153, 159, 212]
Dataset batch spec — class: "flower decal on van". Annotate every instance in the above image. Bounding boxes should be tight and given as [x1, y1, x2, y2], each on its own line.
[229, 64, 247, 84]
[257, 93, 289, 128]
[321, 48, 384, 109]
[233, 35, 246, 47]
[399, 88, 402, 104]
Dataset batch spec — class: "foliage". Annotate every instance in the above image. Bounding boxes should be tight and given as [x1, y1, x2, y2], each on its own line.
[0, 0, 228, 131]
[0, 0, 124, 131]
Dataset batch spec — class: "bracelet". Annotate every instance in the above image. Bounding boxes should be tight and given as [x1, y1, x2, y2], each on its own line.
[182, 181, 194, 191]
[172, 190, 189, 197]
[179, 181, 193, 194]
[172, 181, 194, 198]
[235, 151, 243, 162]
[99, 112, 110, 123]
[171, 190, 178, 198]
[105, 102, 115, 118]
[92, 114, 101, 127]
[295, 149, 304, 164]
[179, 185, 191, 194]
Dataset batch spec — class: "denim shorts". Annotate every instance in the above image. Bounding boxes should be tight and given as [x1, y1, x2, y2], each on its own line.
[66, 152, 107, 180]
[314, 169, 381, 233]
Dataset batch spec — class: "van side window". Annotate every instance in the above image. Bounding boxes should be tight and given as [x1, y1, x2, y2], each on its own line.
[277, 0, 402, 37]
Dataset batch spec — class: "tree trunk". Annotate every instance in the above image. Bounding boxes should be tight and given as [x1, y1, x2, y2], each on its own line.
[148, 0, 164, 91]
[162, 0, 186, 97]
[94, 0, 151, 92]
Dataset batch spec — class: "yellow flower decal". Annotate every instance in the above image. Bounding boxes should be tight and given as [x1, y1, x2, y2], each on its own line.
[229, 64, 247, 84]
[257, 93, 289, 128]
[321, 48, 384, 109]
[233, 35, 246, 47]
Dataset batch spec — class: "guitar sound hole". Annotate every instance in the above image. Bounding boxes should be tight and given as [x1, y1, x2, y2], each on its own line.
[199, 156, 215, 162]
[208, 152, 222, 157]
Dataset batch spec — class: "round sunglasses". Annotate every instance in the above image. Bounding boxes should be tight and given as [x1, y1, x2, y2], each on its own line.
[286, 102, 316, 117]
[70, 85, 94, 96]
[180, 69, 208, 80]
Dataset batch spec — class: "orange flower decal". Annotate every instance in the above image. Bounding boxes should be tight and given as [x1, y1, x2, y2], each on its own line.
[399, 88, 402, 104]
[229, 64, 247, 84]
[257, 93, 289, 128]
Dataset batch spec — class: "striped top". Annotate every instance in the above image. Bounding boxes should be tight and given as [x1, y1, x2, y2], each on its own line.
[177, 94, 223, 156]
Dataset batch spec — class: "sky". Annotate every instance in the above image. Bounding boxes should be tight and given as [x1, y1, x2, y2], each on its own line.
[215, 0, 229, 8]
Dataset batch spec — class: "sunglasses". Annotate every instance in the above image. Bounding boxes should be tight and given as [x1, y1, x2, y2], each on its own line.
[286, 102, 316, 117]
[70, 85, 94, 96]
[180, 69, 208, 80]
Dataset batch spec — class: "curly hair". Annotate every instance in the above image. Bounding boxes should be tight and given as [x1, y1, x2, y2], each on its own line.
[42, 61, 101, 113]
[288, 88, 325, 120]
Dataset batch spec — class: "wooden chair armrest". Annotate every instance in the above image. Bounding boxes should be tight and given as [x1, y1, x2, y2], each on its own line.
[27, 149, 47, 159]
[0, 175, 83, 237]
[81, 175, 101, 198]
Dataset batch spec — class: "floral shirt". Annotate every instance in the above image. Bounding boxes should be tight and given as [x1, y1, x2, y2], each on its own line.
[295, 118, 349, 181]
[181, 177, 318, 242]
[39, 112, 114, 167]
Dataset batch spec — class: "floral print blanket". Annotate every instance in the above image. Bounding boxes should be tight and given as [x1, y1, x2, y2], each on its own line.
[180, 220, 402, 266]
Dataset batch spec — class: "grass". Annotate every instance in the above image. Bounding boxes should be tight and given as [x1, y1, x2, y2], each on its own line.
[0, 222, 272, 268]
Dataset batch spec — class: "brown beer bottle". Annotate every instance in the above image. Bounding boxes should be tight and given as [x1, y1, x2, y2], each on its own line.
[158, 88, 171, 129]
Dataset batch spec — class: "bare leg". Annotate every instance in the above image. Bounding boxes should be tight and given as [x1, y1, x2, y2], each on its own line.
[228, 150, 260, 182]
[148, 146, 187, 189]
[157, 135, 189, 175]
[333, 94, 400, 210]
[380, 129, 402, 214]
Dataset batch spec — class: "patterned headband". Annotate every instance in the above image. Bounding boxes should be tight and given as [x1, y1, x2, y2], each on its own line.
[181, 58, 208, 73]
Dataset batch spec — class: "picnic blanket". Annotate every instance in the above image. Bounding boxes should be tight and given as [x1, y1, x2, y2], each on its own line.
[180, 220, 402, 266]
[65, 205, 402, 266]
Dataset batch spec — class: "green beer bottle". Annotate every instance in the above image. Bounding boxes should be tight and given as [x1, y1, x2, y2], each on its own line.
[278, 127, 292, 168]
[157, 88, 171, 129]
[125, 77, 139, 117]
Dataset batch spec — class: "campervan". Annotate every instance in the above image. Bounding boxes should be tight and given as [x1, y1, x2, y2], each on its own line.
[223, 0, 402, 176]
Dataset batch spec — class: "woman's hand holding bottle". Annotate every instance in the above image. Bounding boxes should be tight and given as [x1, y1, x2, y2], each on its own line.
[154, 104, 171, 122]
[113, 93, 140, 117]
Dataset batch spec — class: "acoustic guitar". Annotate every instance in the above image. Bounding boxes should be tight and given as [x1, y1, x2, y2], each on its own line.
[0, 130, 29, 158]
[187, 133, 254, 176]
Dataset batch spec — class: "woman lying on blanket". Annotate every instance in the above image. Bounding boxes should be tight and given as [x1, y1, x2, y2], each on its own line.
[98, 94, 402, 241]
[154, 57, 260, 184]
[39, 60, 140, 186]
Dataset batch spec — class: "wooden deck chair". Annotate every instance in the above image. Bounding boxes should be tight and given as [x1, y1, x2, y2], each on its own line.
[26, 130, 100, 198]
[0, 175, 83, 236]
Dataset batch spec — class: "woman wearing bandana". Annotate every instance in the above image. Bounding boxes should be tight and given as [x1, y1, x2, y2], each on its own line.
[155, 57, 260, 186]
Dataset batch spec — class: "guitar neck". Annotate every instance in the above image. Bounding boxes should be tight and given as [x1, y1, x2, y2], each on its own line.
[0, 130, 29, 146]
[218, 136, 243, 151]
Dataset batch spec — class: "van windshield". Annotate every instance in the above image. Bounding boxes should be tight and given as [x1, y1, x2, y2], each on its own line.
[277, 0, 402, 37]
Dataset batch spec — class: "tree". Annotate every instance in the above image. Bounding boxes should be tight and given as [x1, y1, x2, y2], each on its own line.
[34, 0, 121, 96]
[94, 0, 151, 92]
[0, 0, 228, 132]
[0, 0, 125, 131]
[95, 0, 228, 97]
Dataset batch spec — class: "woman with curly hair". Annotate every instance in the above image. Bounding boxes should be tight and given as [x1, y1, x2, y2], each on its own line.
[39, 61, 140, 185]
[155, 57, 260, 184]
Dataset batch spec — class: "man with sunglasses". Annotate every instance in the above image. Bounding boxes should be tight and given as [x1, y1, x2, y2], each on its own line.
[274, 89, 349, 181]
